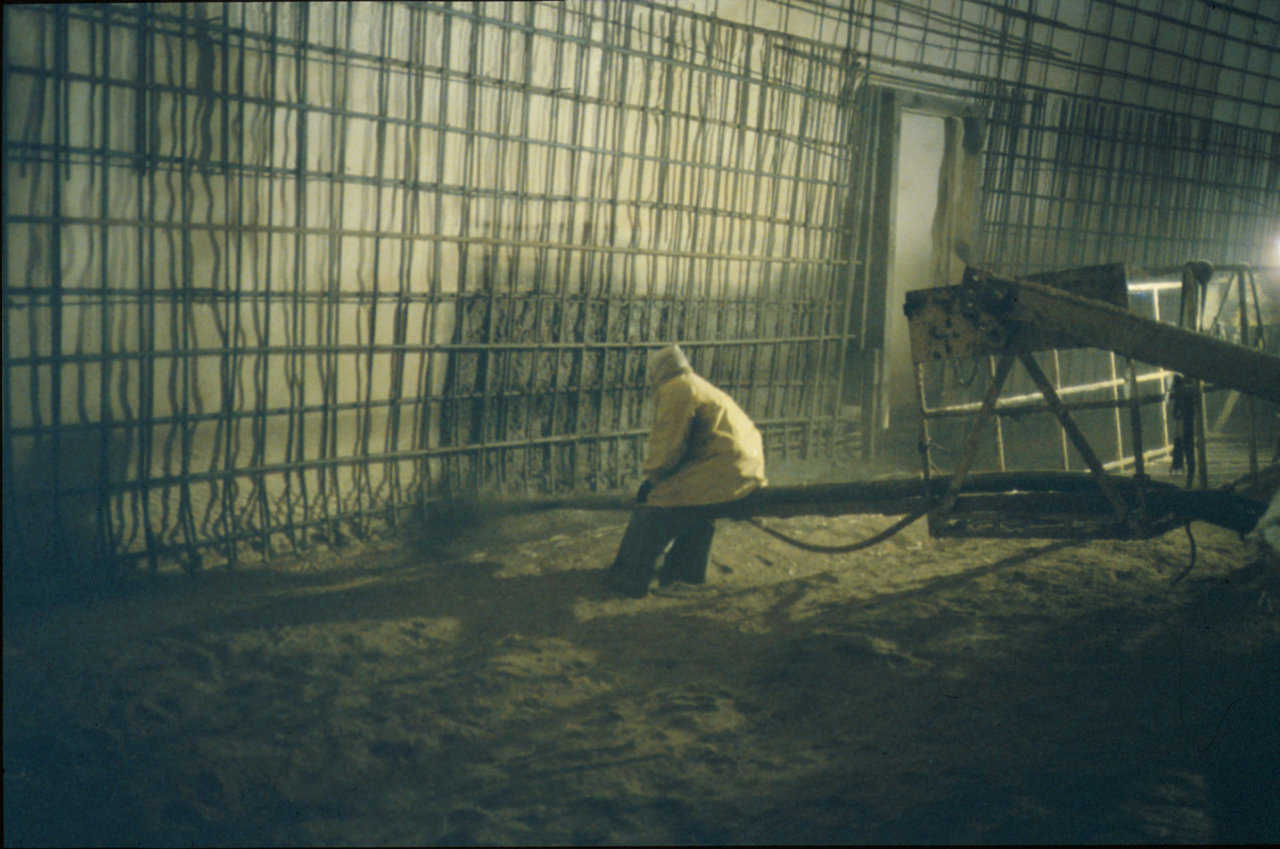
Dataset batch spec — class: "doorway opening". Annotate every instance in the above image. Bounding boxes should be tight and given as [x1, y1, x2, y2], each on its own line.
[886, 111, 946, 428]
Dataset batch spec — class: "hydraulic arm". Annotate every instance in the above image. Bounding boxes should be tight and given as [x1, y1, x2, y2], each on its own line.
[950, 270, 1279, 402]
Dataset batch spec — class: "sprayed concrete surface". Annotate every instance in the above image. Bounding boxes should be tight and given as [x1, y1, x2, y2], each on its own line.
[5, 501, 1279, 846]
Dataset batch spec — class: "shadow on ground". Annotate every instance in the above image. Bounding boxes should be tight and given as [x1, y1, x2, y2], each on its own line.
[4, 511, 1278, 846]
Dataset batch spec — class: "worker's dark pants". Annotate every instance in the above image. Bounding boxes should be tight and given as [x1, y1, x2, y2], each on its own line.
[606, 506, 716, 597]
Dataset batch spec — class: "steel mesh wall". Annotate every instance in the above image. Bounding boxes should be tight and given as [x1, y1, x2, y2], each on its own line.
[3, 1, 863, 574]
[837, 0, 1280, 271]
[979, 86, 1279, 276]
[843, 0, 1280, 477]
[6, 0, 1277, 581]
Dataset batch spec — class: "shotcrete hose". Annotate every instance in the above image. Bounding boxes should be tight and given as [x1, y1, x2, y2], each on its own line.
[743, 501, 934, 554]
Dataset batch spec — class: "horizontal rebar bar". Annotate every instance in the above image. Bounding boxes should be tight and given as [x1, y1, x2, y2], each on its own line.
[922, 389, 1173, 421]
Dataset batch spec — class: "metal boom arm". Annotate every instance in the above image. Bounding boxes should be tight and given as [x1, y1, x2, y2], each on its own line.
[1002, 276, 1279, 403]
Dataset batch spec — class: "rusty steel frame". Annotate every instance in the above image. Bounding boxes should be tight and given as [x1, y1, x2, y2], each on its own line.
[906, 262, 1278, 537]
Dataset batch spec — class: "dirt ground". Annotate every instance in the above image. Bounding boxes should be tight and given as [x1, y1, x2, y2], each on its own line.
[5, 489, 1279, 846]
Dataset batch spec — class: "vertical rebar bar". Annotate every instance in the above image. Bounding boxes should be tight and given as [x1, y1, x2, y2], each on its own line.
[50, 5, 67, 563]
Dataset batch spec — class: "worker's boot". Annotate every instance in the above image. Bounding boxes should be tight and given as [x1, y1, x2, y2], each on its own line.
[604, 566, 651, 598]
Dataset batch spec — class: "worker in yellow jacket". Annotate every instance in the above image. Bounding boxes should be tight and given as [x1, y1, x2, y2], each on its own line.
[605, 344, 767, 598]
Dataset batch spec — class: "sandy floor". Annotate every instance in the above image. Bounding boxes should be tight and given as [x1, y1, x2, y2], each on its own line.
[5, 497, 1279, 846]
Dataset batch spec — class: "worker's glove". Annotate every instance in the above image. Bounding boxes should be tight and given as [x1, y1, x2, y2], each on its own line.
[635, 480, 654, 504]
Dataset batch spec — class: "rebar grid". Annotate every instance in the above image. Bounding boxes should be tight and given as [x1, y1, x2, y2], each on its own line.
[3, 1, 864, 574]
[831, 0, 1280, 275]
[830, 0, 1278, 481]
[813, 0, 1278, 130]
[6, 0, 1277, 581]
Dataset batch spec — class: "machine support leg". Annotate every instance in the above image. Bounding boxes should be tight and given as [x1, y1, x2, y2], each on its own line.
[1247, 394, 1259, 482]
[1194, 378, 1210, 490]
[1126, 359, 1148, 522]
[1126, 359, 1145, 479]
[933, 352, 1016, 522]
[913, 360, 933, 482]
[989, 356, 1008, 471]
[1017, 352, 1132, 527]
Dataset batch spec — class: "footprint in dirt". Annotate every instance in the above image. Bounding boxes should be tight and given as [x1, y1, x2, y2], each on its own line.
[647, 690, 746, 734]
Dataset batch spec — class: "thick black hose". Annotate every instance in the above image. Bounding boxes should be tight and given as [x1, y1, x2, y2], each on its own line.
[1170, 522, 1198, 585]
[744, 501, 933, 554]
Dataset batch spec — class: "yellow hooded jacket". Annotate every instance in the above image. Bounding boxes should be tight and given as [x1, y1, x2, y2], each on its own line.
[643, 367, 767, 508]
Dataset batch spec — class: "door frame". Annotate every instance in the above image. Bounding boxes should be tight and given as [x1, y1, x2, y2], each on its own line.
[857, 84, 983, 457]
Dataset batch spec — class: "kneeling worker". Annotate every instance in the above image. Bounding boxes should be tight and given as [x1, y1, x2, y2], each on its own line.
[605, 344, 767, 598]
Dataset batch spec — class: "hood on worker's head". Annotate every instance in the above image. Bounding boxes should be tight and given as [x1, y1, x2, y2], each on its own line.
[646, 344, 692, 390]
